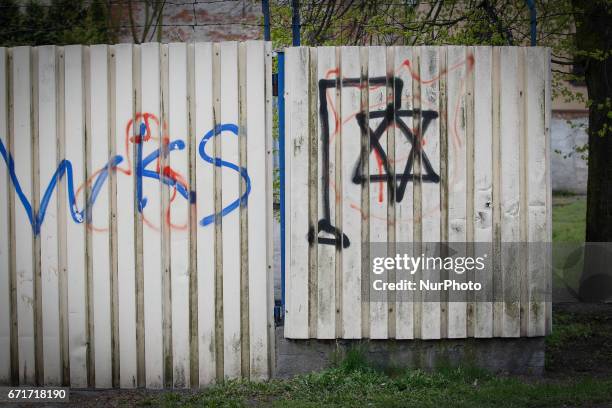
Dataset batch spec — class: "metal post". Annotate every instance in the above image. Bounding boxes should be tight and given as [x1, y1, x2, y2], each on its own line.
[262, 0, 271, 42]
[278, 51, 286, 321]
[291, 0, 301, 46]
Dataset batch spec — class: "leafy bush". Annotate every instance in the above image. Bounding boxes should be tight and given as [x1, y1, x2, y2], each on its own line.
[0, 0, 113, 47]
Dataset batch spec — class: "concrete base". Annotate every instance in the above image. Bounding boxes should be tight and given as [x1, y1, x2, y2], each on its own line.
[275, 327, 545, 378]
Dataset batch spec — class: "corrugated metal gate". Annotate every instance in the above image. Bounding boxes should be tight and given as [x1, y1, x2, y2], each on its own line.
[0, 41, 274, 387]
[283, 46, 552, 340]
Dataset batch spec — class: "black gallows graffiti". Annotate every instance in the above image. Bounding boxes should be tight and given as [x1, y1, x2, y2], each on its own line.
[308, 76, 440, 248]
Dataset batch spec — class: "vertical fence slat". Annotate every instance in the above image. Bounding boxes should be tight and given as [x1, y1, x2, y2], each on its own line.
[367, 46, 388, 340]
[438, 46, 448, 339]
[491, 47, 503, 338]
[284, 47, 310, 339]
[315, 47, 336, 339]
[56, 46, 69, 387]
[187, 43, 198, 389]
[140, 42, 164, 388]
[519, 47, 529, 338]
[446, 46, 467, 339]
[264, 41, 275, 377]
[544, 48, 552, 336]
[0, 47, 10, 384]
[340, 46, 362, 339]
[160, 43, 172, 389]
[526, 48, 548, 337]
[212, 42, 224, 381]
[246, 41, 269, 379]
[473, 47, 494, 338]
[419, 46, 441, 340]
[334, 47, 343, 340]
[32, 48, 42, 386]
[63, 45, 88, 387]
[89, 44, 112, 388]
[411, 47, 423, 340]
[220, 42, 241, 378]
[307, 47, 318, 339]
[464, 46, 476, 338]
[12, 46, 36, 384]
[194, 42, 216, 386]
[499, 47, 521, 338]
[359, 47, 370, 339]
[37, 45, 61, 385]
[238, 42, 249, 379]
[385, 47, 396, 339]
[108, 43, 119, 389]
[167, 42, 190, 388]
[133, 44, 145, 389]
[393, 46, 414, 340]
[113, 43, 137, 388]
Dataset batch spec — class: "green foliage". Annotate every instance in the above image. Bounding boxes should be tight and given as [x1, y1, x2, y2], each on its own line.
[268, 0, 604, 177]
[272, 102, 280, 207]
[0, 0, 26, 46]
[277, 1, 567, 76]
[0, 0, 112, 47]
[270, 3, 293, 51]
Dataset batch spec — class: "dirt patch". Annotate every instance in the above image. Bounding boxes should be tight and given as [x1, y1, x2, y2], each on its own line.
[547, 303, 612, 377]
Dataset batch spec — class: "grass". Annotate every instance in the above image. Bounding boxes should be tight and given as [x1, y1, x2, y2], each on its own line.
[546, 313, 593, 350]
[62, 306, 608, 408]
[545, 305, 612, 374]
[138, 363, 612, 408]
[138, 308, 612, 408]
[552, 193, 586, 242]
[551, 194, 586, 296]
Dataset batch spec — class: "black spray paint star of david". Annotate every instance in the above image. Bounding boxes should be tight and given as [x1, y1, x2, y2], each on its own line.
[309, 76, 439, 248]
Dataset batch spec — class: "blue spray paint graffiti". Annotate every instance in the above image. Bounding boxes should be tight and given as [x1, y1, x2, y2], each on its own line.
[0, 121, 250, 235]
[0, 139, 123, 234]
[198, 123, 251, 226]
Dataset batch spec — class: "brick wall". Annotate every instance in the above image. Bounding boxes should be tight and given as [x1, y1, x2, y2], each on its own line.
[113, 0, 263, 43]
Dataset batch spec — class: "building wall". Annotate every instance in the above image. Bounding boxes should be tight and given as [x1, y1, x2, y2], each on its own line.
[550, 57, 588, 194]
[551, 115, 588, 194]
[113, 0, 263, 43]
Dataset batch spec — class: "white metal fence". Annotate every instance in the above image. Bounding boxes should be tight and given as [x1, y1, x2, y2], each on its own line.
[0, 41, 274, 387]
[284, 46, 552, 340]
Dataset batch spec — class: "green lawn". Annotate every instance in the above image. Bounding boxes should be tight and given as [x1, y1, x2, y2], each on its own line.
[551, 194, 586, 296]
[139, 359, 612, 408]
[552, 194, 586, 242]
[135, 304, 612, 407]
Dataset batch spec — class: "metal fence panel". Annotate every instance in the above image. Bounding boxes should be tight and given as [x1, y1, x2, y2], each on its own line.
[284, 46, 552, 340]
[0, 41, 274, 387]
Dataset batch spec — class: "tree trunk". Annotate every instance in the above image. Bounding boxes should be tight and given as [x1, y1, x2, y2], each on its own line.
[573, 0, 612, 301]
